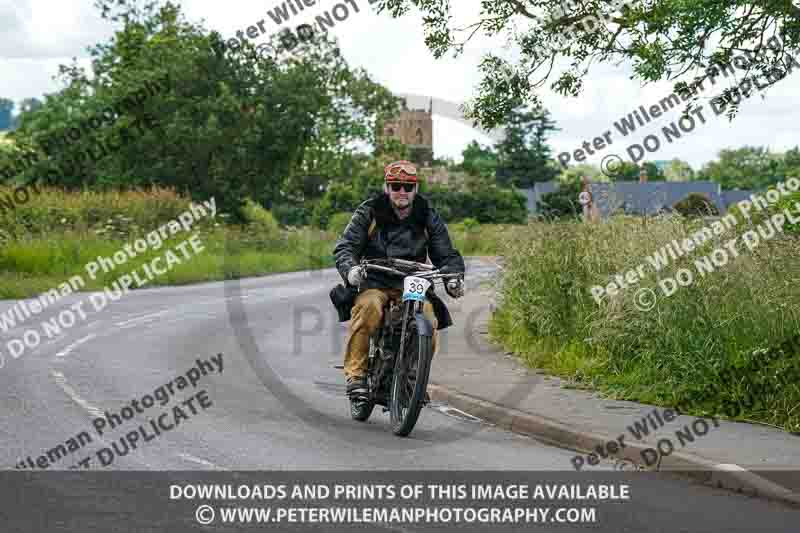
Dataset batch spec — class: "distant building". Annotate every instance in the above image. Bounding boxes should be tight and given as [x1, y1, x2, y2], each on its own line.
[523, 182, 559, 214]
[381, 98, 434, 166]
[589, 181, 723, 217]
[525, 181, 757, 217]
[422, 167, 470, 187]
[425, 167, 450, 186]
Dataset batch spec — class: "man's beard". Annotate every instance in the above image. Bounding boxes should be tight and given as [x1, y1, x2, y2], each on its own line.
[390, 196, 412, 217]
[392, 197, 410, 208]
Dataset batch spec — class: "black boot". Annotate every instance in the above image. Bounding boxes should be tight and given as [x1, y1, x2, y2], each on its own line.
[347, 376, 373, 421]
[346, 375, 369, 401]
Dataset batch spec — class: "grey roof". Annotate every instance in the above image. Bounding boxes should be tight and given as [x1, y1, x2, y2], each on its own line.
[523, 181, 559, 214]
[589, 181, 724, 217]
[722, 190, 754, 209]
[520, 181, 758, 217]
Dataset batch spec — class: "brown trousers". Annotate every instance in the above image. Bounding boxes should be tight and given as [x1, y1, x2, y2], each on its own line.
[344, 288, 439, 378]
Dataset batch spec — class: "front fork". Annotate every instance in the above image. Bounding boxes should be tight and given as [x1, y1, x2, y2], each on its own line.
[369, 299, 433, 388]
[396, 299, 433, 369]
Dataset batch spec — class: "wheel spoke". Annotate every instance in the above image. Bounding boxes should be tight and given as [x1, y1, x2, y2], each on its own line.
[390, 320, 431, 436]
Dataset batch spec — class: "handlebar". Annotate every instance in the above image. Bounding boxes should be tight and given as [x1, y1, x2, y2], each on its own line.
[359, 258, 463, 284]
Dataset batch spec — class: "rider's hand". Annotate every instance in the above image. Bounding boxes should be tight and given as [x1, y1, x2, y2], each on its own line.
[445, 277, 465, 299]
[347, 265, 366, 286]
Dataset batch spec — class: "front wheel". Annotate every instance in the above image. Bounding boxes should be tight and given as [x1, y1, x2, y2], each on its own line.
[390, 324, 433, 437]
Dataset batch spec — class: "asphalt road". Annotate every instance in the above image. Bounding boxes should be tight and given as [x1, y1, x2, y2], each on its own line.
[0, 258, 796, 531]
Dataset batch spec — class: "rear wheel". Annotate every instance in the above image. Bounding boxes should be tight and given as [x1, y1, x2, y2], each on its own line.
[390, 323, 433, 437]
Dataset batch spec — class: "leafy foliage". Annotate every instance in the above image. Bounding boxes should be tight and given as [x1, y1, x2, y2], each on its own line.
[729, 187, 800, 235]
[557, 163, 605, 183]
[374, 0, 800, 129]
[673, 193, 720, 217]
[495, 105, 560, 188]
[663, 158, 695, 181]
[605, 161, 665, 181]
[458, 140, 498, 179]
[490, 216, 800, 431]
[425, 182, 528, 224]
[326, 212, 353, 235]
[697, 146, 790, 190]
[272, 203, 311, 227]
[241, 198, 280, 240]
[537, 178, 583, 219]
[6, 0, 399, 220]
[0, 184, 194, 241]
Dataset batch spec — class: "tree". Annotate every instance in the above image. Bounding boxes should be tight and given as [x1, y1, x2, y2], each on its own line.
[459, 140, 498, 179]
[19, 98, 43, 114]
[698, 146, 783, 190]
[408, 145, 434, 166]
[780, 146, 800, 178]
[374, 0, 800, 129]
[431, 155, 456, 168]
[0, 99, 13, 130]
[309, 137, 408, 228]
[603, 161, 663, 181]
[556, 163, 607, 183]
[11, 98, 43, 130]
[281, 68, 401, 204]
[10, 0, 397, 218]
[494, 104, 559, 188]
[663, 159, 695, 182]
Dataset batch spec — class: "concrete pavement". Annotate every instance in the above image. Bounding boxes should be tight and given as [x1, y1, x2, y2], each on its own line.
[428, 277, 800, 506]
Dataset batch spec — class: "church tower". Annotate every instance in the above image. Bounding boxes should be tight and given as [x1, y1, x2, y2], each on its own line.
[381, 98, 434, 166]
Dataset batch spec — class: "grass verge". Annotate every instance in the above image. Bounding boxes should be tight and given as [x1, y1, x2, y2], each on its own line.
[0, 186, 511, 299]
[489, 215, 800, 432]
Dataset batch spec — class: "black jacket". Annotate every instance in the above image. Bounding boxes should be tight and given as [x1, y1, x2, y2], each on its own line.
[332, 193, 465, 328]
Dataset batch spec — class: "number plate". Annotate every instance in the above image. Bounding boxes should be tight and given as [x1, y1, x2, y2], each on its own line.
[403, 276, 431, 302]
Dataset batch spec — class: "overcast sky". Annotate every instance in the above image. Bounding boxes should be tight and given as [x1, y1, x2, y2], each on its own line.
[2, 0, 799, 170]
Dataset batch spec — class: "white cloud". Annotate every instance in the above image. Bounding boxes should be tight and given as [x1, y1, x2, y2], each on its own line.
[0, 0, 112, 59]
[1, 0, 798, 170]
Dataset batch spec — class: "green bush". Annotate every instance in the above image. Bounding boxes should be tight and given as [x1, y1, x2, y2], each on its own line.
[449, 223, 519, 256]
[462, 217, 480, 232]
[241, 198, 280, 240]
[730, 188, 800, 236]
[0, 185, 196, 240]
[272, 203, 311, 227]
[311, 181, 366, 229]
[311, 176, 528, 227]
[490, 216, 800, 431]
[327, 212, 353, 236]
[0, 186, 341, 299]
[537, 180, 582, 219]
[773, 190, 800, 235]
[673, 193, 720, 217]
[424, 184, 527, 224]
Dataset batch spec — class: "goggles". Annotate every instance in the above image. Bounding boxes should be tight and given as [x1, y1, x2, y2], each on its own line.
[384, 160, 418, 183]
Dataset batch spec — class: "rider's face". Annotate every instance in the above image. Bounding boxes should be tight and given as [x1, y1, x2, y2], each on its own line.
[385, 182, 416, 209]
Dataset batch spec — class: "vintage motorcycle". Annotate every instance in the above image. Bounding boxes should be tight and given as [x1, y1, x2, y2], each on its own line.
[350, 258, 463, 437]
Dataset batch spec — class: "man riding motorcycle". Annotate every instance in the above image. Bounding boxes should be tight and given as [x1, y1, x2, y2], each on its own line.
[333, 160, 466, 401]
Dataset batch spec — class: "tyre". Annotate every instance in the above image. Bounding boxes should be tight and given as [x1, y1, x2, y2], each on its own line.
[389, 323, 433, 437]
